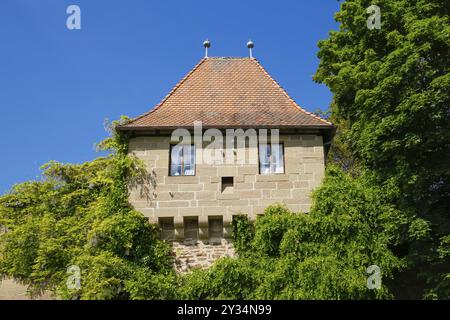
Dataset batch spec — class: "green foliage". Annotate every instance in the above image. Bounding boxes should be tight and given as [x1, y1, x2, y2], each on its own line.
[179, 258, 262, 300]
[252, 205, 295, 257]
[2, 0, 448, 300]
[182, 167, 403, 299]
[0, 117, 176, 300]
[231, 215, 254, 255]
[314, 0, 450, 298]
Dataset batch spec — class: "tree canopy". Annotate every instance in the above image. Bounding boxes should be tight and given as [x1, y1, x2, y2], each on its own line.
[0, 0, 448, 300]
[180, 169, 404, 299]
[0, 119, 176, 299]
[314, 0, 449, 298]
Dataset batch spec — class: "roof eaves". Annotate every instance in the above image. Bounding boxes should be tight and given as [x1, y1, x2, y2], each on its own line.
[118, 57, 208, 128]
[251, 58, 333, 127]
[118, 123, 335, 130]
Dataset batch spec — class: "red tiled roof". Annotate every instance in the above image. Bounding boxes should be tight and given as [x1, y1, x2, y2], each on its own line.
[118, 57, 333, 130]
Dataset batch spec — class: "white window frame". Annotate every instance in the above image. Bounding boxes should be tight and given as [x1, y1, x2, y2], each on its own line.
[258, 143, 285, 174]
[169, 144, 196, 176]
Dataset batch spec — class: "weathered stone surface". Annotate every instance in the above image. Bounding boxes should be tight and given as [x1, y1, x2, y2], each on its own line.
[128, 133, 326, 234]
[172, 239, 236, 272]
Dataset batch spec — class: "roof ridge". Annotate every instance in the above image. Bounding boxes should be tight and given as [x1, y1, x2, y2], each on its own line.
[250, 58, 333, 126]
[124, 57, 208, 125]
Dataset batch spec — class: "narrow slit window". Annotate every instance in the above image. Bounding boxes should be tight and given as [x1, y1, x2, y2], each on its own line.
[259, 143, 284, 174]
[170, 144, 195, 176]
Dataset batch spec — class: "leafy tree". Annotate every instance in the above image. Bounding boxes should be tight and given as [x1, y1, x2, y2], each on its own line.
[314, 0, 449, 298]
[0, 118, 176, 299]
[182, 167, 403, 299]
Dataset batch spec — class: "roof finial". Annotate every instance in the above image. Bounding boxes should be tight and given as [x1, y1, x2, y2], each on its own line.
[203, 39, 211, 58]
[247, 40, 254, 58]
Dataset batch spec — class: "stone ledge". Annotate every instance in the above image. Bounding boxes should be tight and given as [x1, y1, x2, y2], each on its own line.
[255, 174, 290, 182]
[165, 176, 199, 184]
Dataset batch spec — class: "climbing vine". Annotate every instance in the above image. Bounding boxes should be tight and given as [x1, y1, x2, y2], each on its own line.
[0, 116, 176, 300]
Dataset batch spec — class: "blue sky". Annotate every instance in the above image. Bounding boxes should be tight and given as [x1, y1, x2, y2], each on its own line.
[0, 0, 341, 193]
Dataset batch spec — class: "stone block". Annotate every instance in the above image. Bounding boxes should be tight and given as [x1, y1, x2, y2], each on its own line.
[217, 166, 238, 177]
[197, 166, 218, 176]
[277, 182, 293, 189]
[158, 201, 190, 208]
[304, 163, 324, 175]
[196, 191, 217, 200]
[244, 175, 256, 183]
[237, 166, 258, 176]
[237, 190, 261, 199]
[179, 184, 203, 191]
[254, 182, 277, 189]
[202, 206, 226, 215]
[235, 182, 253, 190]
[156, 191, 195, 201]
[165, 176, 199, 184]
[155, 208, 178, 217]
[220, 199, 249, 207]
[256, 174, 289, 182]
[270, 189, 291, 199]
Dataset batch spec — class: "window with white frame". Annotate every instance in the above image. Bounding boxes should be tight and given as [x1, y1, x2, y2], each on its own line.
[169, 144, 195, 176]
[259, 143, 284, 174]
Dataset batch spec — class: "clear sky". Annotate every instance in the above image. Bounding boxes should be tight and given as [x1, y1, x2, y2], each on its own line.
[0, 0, 341, 193]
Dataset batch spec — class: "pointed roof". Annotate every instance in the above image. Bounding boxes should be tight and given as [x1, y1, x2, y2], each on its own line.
[118, 57, 333, 132]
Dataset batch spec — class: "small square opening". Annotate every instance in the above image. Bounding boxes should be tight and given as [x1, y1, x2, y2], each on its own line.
[221, 177, 234, 194]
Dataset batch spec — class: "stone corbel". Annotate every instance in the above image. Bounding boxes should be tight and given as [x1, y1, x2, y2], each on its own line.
[223, 214, 233, 239]
[198, 216, 209, 240]
[174, 216, 184, 240]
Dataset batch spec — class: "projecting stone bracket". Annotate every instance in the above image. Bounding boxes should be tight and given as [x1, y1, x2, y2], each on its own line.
[174, 216, 184, 240]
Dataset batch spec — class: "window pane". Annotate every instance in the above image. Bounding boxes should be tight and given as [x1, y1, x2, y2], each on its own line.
[272, 144, 284, 173]
[184, 164, 194, 176]
[183, 145, 195, 176]
[259, 144, 271, 174]
[171, 146, 182, 164]
[259, 143, 284, 174]
[170, 145, 182, 176]
[261, 163, 270, 174]
[170, 145, 196, 176]
[170, 165, 181, 176]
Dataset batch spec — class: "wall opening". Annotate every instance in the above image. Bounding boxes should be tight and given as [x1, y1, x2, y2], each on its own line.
[221, 176, 234, 193]
[184, 216, 199, 241]
[208, 216, 223, 242]
[159, 217, 175, 241]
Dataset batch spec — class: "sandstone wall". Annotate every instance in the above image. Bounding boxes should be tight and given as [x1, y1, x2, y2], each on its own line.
[129, 133, 324, 225]
[172, 239, 235, 272]
[129, 132, 325, 270]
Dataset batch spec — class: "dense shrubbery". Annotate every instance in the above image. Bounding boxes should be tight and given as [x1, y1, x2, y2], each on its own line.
[1, 0, 448, 300]
[0, 128, 406, 300]
[0, 119, 176, 299]
[314, 0, 449, 299]
[180, 167, 404, 299]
